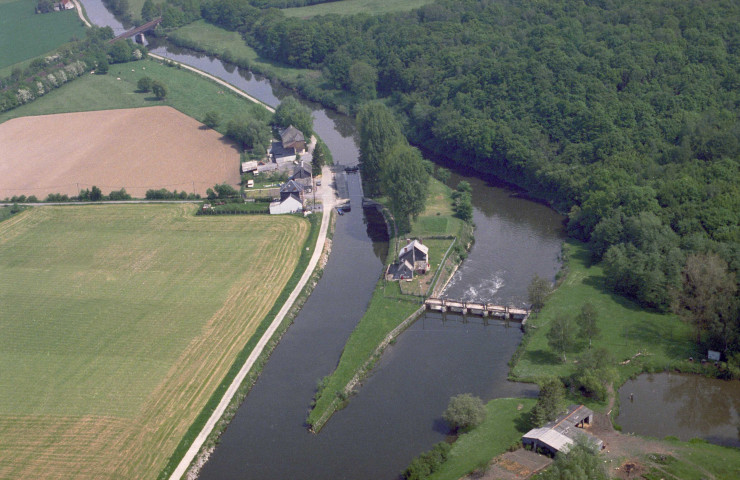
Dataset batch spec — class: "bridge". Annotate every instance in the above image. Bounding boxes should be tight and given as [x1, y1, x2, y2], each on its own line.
[425, 298, 529, 321]
[109, 17, 162, 43]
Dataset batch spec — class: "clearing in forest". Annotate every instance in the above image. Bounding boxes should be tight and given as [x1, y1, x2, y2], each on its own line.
[0, 106, 240, 199]
[0, 204, 309, 479]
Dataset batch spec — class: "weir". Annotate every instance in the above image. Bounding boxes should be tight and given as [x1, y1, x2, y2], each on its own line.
[425, 297, 529, 320]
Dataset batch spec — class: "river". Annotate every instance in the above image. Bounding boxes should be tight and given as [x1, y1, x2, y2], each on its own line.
[77, 2, 565, 477]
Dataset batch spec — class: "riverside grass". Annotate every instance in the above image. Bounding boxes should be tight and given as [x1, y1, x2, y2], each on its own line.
[0, 205, 310, 479]
[307, 177, 464, 430]
[0, 58, 272, 134]
[509, 240, 696, 386]
[0, 0, 85, 71]
[168, 20, 314, 83]
[428, 398, 536, 480]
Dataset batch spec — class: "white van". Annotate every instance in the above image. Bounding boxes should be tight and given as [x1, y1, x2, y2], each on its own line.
[247, 179, 254, 188]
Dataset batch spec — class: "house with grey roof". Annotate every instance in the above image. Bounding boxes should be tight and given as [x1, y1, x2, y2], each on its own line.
[280, 125, 306, 153]
[522, 405, 603, 456]
[386, 239, 430, 281]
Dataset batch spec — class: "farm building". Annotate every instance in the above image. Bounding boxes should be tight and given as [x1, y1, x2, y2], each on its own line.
[522, 405, 603, 456]
[269, 195, 303, 215]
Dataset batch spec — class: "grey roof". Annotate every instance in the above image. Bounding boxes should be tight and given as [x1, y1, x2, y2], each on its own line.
[270, 141, 296, 160]
[281, 125, 305, 146]
[522, 405, 602, 454]
[280, 180, 305, 194]
[291, 163, 312, 180]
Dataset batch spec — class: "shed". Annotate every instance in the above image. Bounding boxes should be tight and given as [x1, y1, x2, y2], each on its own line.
[269, 195, 302, 215]
[241, 160, 258, 174]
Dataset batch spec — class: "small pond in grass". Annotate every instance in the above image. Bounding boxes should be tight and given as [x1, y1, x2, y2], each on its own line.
[617, 372, 740, 448]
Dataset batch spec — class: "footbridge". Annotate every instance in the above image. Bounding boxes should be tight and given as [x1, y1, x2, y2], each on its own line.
[425, 298, 529, 321]
[109, 17, 162, 43]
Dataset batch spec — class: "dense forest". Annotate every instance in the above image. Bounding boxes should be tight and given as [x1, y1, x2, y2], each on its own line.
[161, 0, 739, 349]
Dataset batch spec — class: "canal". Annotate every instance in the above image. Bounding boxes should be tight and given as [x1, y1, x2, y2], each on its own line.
[77, 2, 566, 477]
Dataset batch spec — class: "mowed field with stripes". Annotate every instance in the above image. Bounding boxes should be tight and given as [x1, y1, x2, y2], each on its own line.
[0, 204, 309, 478]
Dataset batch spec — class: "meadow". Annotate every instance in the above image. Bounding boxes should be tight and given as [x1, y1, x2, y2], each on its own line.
[0, 205, 309, 479]
[429, 398, 537, 480]
[0, 0, 85, 71]
[0, 58, 272, 134]
[282, 0, 436, 18]
[510, 241, 697, 384]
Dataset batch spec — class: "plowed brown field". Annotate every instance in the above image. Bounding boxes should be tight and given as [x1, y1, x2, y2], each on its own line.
[0, 106, 240, 199]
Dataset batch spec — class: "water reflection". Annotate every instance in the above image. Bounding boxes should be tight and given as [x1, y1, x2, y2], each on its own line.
[618, 373, 740, 447]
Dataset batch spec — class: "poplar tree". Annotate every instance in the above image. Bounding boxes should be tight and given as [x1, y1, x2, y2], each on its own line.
[357, 103, 404, 196]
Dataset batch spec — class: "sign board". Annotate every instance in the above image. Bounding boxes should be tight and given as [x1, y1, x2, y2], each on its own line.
[708, 350, 721, 361]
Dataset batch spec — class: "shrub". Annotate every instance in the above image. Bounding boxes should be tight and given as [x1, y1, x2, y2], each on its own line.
[402, 442, 451, 480]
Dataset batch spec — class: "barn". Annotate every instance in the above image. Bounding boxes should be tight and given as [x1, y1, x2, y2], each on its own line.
[522, 405, 603, 456]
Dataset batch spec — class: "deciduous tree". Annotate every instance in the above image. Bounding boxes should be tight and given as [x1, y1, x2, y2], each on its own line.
[530, 378, 565, 427]
[203, 111, 220, 129]
[137, 76, 152, 92]
[576, 302, 599, 348]
[443, 393, 486, 433]
[272, 96, 313, 138]
[151, 80, 167, 99]
[528, 274, 552, 311]
[357, 103, 404, 196]
[676, 253, 738, 349]
[547, 313, 577, 363]
[381, 144, 429, 232]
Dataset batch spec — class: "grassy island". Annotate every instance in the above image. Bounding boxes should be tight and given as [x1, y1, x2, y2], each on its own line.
[307, 176, 472, 431]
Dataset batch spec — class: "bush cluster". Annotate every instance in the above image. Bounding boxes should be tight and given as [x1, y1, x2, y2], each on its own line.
[401, 442, 451, 480]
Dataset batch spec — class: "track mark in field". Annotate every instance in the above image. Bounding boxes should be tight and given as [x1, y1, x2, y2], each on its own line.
[0, 206, 310, 479]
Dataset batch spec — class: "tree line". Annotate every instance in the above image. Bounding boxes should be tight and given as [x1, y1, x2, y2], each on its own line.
[1, 27, 146, 112]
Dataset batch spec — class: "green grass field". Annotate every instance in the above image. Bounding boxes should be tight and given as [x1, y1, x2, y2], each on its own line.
[0, 205, 309, 479]
[0, 58, 272, 132]
[429, 398, 536, 480]
[0, 0, 85, 70]
[646, 439, 740, 480]
[170, 20, 319, 82]
[510, 241, 696, 385]
[283, 0, 436, 18]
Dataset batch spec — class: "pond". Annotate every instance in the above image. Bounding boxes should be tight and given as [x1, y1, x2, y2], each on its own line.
[617, 372, 740, 448]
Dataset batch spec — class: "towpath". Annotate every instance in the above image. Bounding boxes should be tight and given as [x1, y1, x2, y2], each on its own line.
[147, 53, 276, 113]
